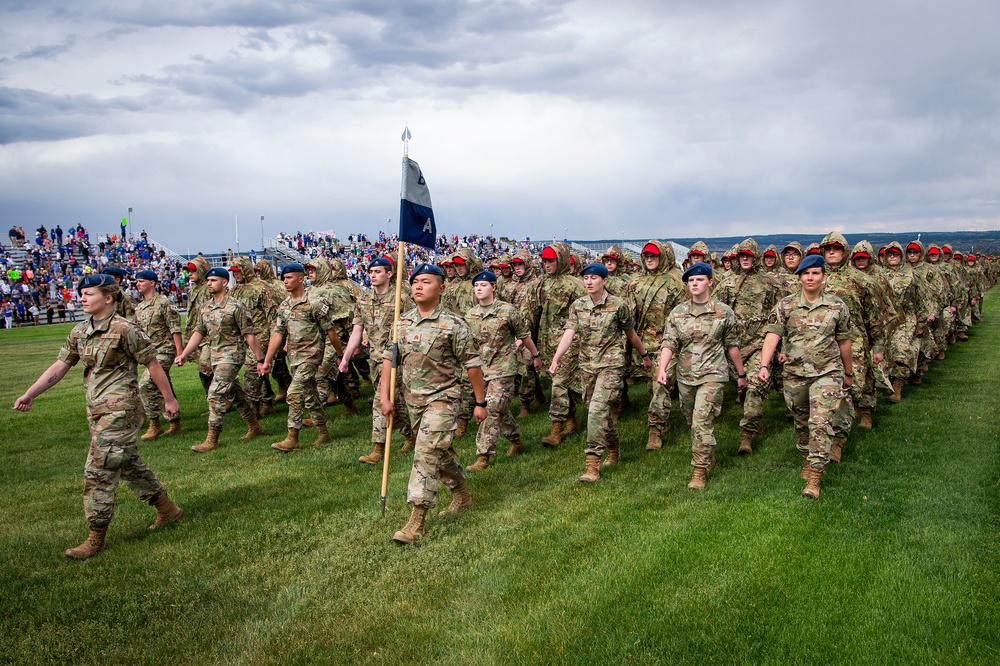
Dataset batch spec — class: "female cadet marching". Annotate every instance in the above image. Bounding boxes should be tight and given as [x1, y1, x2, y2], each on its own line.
[14, 274, 183, 560]
[549, 263, 651, 483]
[757, 255, 853, 499]
[656, 262, 746, 490]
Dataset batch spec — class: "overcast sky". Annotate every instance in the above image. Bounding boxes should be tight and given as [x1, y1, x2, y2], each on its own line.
[2, 0, 999, 251]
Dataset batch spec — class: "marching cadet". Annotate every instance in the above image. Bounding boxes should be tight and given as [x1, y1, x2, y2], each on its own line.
[758, 255, 853, 499]
[260, 263, 342, 452]
[780, 242, 804, 295]
[880, 242, 930, 402]
[657, 262, 745, 490]
[184, 257, 214, 396]
[849, 240, 897, 429]
[14, 274, 183, 560]
[624, 240, 684, 452]
[255, 259, 293, 401]
[550, 263, 650, 483]
[304, 257, 357, 415]
[339, 256, 416, 465]
[905, 240, 944, 382]
[464, 270, 541, 472]
[134, 269, 183, 440]
[531, 242, 586, 447]
[229, 257, 277, 418]
[101, 265, 137, 321]
[601, 245, 632, 295]
[505, 249, 544, 417]
[175, 267, 265, 452]
[383, 263, 487, 545]
[443, 248, 483, 437]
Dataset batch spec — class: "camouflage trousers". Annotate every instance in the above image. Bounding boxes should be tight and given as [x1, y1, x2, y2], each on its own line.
[832, 335, 867, 438]
[889, 319, 918, 380]
[290, 362, 327, 430]
[918, 322, 938, 361]
[456, 378, 474, 422]
[547, 341, 580, 423]
[739, 349, 771, 434]
[271, 351, 292, 391]
[634, 353, 673, 431]
[783, 372, 843, 472]
[370, 361, 412, 446]
[139, 353, 180, 422]
[242, 347, 269, 404]
[677, 380, 724, 469]
[315, 344, 340, 404]
[516, 345, 540, 405]
[406, 400, 465, 509]
[476, 376, 520, 457]
[580, 368, 623, 458]
[207, 363, 256, 429]
[83, 410, 163, 528]
[859, 358, 878, 411]
[197, 343, 213, 394]
[934, 310, 954, 351]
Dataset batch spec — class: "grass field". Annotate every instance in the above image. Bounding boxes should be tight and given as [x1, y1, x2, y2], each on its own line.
[1, 294, 998, 665]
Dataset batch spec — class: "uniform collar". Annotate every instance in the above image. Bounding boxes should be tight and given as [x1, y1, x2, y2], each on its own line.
[415, 303, 445, 322]
[688, 298, 717, 314]
[584, 290, 609, 309]
[796, 291, 831, 309]
[86, 312, 115, 335]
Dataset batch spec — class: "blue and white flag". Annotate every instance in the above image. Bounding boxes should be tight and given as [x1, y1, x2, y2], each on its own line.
[398, 157, 436, 249]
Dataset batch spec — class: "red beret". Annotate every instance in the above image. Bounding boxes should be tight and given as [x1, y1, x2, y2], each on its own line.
[540, 247, 558, 260]
[451, 256, 466, 265]
[906, 243, 921, 252]
[852, 252, 870, 260]
[763, 249, 777, 258]
[642, 243, 660, 255]
[927, 247, 941, 255]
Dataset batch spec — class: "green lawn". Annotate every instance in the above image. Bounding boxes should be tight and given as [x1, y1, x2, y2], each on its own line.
[1, 295, 998, 665]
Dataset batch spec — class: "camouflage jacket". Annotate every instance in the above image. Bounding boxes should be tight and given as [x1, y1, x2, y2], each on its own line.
[184, 256, 212, 338]
[882, 243, 933, 322]
[662, 298, 739, 386]
[275, 291, 335, 368]
[625, 239, 684, 368]
[308, 257, 355, 341]
[566, 291, 633, 373]
[466, 300, 531, 380]
[443, 248, 482, 316]
[351, 283, 415, 362]
[530, 242, 586, 359]
[714, 238, 780, 357]
[823, 257, 890, 356]
[230, 257, 277, 340]
[57, 313, 157, 416]
[500, 248, 539, 312]
[114, 291, 138, 322]
[385, 303, 482, 408]
[134, 293, 181, 355]
[765, 292, 851, 378]
[195, 295, 256, 367]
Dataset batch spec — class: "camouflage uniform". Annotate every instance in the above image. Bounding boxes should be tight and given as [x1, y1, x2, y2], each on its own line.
[906, 240, 945, 370]
[625, 240, 685, 434]
[195, 295, 258, 429]
[504, 248, 542, 408]
[352, 275, 414, 448]
[134, 292, 182, 424]
[442, 248, 483, 425]
[602, 244, 632, 296]
[850, 240, 898, 409]
[881, 242, 930, 381]
[565, 291, 633, 458]
[714, 238, 780, 436]
[57, 313, 166, 528]
[926, 246, 962, 348]
[466, 299, 529, 457]
[779, 242, 804, 296]
[255, 259, 293, 393]
[184, 256, 214, 392]
[306, 257, 354, 406]
[765, 292, 851, 471]
[530, 242, 586, 425]
[662, 298, 739, 469]
[386, 303, 481, 509]
[274, 289, 335, 431]
[229, 256, 277, 407]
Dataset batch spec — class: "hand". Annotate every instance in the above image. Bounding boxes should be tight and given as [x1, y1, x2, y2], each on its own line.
[737, 376, 747, 390]
[778, 353, 787, 363]
[174, 354, 186, 367]
[873, 353, 884, 364]
[380, 399, 393, 418]
[474, 405, 488, 424]
[515, 339, 523, 349]
[927, 314, 936, 323]
[915, 328, 923, 337]
[13, 394, 33, 412]
[641, 355, 652, 370]
[548, 361, 558, 375]
[949, 306, 957, 313]
[257, 361, 271, 376]
[337, 357, 350, 373]
[843, 375, 854, 389]
[757, 367, 770, 383]
[532, 357, 542, 371]
[164, 398, 180, 419]
[657, 369, 667, 385]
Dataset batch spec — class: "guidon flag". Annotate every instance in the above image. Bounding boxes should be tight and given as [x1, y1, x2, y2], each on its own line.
[398, 157, 436, 250]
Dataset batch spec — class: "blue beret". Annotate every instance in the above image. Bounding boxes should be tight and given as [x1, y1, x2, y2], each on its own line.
[102, 266, 127, 278]
[134, 270, 158, 282]
[472, 270, 497, 284]
[280, 263, 305, 278]
[368, 257, 392, 271]
[205, 267, 230, 280]
[579, 263, 609, 279]
[795, 254, 826, 275]
[77, 273, 116, 294]
[409, 262, 445, 284]
[682, 262, 713, 282]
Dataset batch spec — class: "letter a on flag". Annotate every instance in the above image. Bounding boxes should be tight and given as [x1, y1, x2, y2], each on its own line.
[398, 157, 436, 249]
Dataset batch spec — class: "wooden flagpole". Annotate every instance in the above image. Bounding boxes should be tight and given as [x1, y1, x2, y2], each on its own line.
[380, 238, 406, 516]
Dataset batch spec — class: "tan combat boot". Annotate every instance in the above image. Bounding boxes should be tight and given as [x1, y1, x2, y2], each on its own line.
[541, 421, 563, 448]
[738, 429, 755, 455]
[958, 332, 969, 341]
[148, 493, 184, 530]
[505, 437, 526, 457]
[602, 444, 620, 467]
[857, 408, 873, 430]
[911, 375, 923, 385]
[800, 455, 811, 480]
[440, 483, 473, 515]
[687, 466, 707, 490]
[578, 454, 601, 483]
[562, 415, 579, 435]
[259, 402, 276, 417]
[240, 419, 265, 440]
[936, 350, 946, 361]
[313, 423, 331, 446]
[140, 417, 164, 441]
[191, 427, 221, 452]
[454, 419, 468, 438]
[302, 418, 317, 427]
[802, 469, 823, 499]
[948, 332, 957, 345]
[274, 386, 287, 403]
[359, 442, 385, 465]
[920, 361, 929, 374]
[517, 403, 531, 418]
[399, 434, 416, 453]
[271, 427, 301, 452]
[646, 427, 663, 451]
[829, 436, 847, 463]
[342, 400, 360, 417]
[65, 527, 108, 560]
[392, 506, 427, 545]
[165, 420, 183, 436]
[466, 455, 490, 473]
[889, 379, 904, 403]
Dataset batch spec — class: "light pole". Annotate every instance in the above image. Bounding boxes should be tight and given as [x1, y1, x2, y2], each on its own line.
[235, 214, 240, 256]
[260, 215, 264, 250]
[127, 207, 133, 240]
[490, 223, 493, 239]
[564, 227, 568, 241]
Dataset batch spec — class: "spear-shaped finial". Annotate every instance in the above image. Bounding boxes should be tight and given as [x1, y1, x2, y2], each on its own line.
[401, 125, 411, 157]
